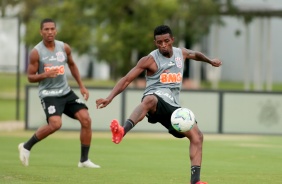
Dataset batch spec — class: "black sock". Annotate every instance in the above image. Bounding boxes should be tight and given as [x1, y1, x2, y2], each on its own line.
[80, 144, 90, 162]
[24, 134, 40, 151]
[191, 165, 201, 184]
[123, 119, 135, 136]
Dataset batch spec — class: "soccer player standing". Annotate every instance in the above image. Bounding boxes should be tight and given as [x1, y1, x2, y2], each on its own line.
[18, 18, 100, 168]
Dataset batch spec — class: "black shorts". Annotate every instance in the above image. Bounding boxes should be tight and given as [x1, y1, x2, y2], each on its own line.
[145, 94, 185, 138]
[40, 90, 88, 121]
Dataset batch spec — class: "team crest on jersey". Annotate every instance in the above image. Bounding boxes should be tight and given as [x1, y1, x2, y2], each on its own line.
[56, 52, 65, 62]
[175, 57, 182, 68]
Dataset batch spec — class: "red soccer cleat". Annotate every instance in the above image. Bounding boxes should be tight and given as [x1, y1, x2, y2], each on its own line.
[191, 182, 208, 184]
[110, 119, 124, 144]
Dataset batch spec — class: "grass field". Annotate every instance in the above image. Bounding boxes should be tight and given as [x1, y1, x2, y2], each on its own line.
[1, 73, 282, 183]
[1, 131, 282, 184]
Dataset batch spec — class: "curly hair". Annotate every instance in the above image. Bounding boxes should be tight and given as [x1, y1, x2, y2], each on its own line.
[40, 18, 56, 29]
[153, 25, 173, 39]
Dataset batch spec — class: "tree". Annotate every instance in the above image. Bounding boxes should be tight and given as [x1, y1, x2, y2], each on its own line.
[13, 0, 236, 79]
[92, 0, 179, 77]
[21, 0, 95, 55]
[91, 0, 235, 78]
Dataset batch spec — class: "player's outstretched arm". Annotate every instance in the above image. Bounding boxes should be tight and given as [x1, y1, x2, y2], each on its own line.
[96, 56, 151, 109]
[181, 48, 222, 67]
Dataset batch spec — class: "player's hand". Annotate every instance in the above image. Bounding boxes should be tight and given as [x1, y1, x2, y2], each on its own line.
[210, 58, 222, 67]
[96, 98, 111, 109]
[80, 87, 89, 101]
[45, 68, 59, 78]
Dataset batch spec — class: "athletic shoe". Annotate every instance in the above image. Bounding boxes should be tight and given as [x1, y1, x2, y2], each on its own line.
[18, 143, 30, 166]
[192, 181, 208, 184]
[78, 159, 101, 168]
[110, 119, 124, 144]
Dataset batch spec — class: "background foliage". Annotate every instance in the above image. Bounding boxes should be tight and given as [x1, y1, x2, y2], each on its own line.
[1, 0, 236, 78]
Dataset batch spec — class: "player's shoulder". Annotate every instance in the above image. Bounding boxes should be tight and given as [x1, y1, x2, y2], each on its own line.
[178, 47, 192, 57]
[136, 54, 154, 67]
[30, 42, 40, 54]
[29, 47, 40, 60]
[140, 54, 154, 62]
[175, 47, 185, 52]
[55, 40, 64, 45]
[54, 40, 71, 53]
[34, 40, 43, 50]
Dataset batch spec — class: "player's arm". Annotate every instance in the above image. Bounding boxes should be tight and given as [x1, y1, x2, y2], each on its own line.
[27, 49, 58, 83]
[65, 43, 89, 100]
[181, 48, 222, 67]
[96, 55, 153, 109]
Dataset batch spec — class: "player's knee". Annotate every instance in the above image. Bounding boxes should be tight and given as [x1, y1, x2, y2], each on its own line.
[49, 121, 62, 132]
[80, 116, 91, 128]
[190, 131, 204, 146]
[195, 132, 204, 145]
[142, 95, 157, 109]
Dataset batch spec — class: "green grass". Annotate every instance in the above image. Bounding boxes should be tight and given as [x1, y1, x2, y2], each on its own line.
[1, 131, 282, 184]
[0, 98, 25, 121]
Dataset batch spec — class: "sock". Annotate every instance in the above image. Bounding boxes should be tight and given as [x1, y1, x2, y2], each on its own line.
[80, 144, 90, 162]
[24, 134, 40, 151]
[123, 119, 135, 136]
[191, 165, 201, 184]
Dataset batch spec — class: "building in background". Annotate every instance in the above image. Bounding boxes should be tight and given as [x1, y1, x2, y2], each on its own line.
[187, 0, 282, 91]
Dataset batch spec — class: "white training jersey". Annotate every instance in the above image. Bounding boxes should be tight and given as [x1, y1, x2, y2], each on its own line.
[35, 40, 70, 99]
[143, 47, 184, 107]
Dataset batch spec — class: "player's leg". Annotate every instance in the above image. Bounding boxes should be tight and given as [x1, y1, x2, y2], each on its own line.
[18, 97, 63, 166]
[74, 108, 92, 145]
[146, 96, 206, 184]
[110, 95, 158, 144]
[35, 116, 63, 139]
[18, 116, 63, 166]
[125, 95, 158, 133]
[183, 124, 205, 184]
[65, 91, 100, 168]
[75, 109, 100, 168]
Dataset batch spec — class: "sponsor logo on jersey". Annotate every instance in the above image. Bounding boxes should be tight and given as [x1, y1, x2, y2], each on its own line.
[160, 72, 182, 84]
[56, 51, 65, 62]
[42, 89, 63, 95]
[42, 56, 49, 60]
[44, 63, 52, 67]
[175, 57, 182, 68]
[49, 56, 57, 61]
[44, 65, 65, 75]
[155, 90, 174, 101]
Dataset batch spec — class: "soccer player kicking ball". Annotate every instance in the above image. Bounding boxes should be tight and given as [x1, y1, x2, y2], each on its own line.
[96, 25, 222, 184]
[18, 18, 100, 168]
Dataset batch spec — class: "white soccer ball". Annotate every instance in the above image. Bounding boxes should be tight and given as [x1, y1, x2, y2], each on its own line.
[171, 108, 195, 132]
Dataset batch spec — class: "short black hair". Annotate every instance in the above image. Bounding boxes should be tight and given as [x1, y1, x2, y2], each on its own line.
[40, 18, 56, 29]
[154, 25, 173, 39]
